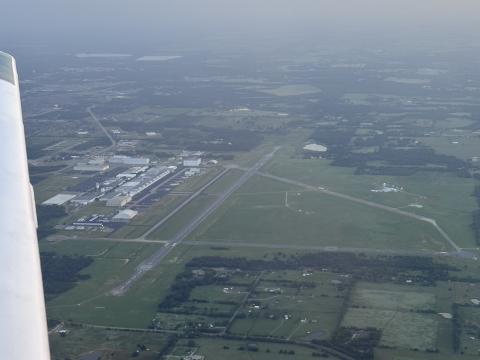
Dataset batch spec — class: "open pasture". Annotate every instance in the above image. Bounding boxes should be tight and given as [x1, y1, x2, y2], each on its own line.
[191, 176, 452, 252]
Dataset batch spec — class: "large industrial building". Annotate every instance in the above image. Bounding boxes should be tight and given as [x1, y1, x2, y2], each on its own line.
[103, 165, 172, 206]
[183, 157, 202, 167]
[112, 209, 138, 221]
[42, 193, 76, 206]
[106, 195, 132, 207]
[71, 192, 103, 205]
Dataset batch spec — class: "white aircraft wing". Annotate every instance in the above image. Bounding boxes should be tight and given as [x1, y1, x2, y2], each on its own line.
[0, 51, 50, 359]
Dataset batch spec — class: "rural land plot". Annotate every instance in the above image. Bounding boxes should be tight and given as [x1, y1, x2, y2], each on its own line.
[34, 174, 83, 203]
[341, 308, 438, 351]
[228, 270, 350, 341]
[340, 281, 455, 353]
[173, 337, 343, 360]
[49, 327, 170, 360]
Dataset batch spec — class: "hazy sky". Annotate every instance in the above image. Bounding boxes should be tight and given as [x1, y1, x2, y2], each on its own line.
[2, 0, 480, 52]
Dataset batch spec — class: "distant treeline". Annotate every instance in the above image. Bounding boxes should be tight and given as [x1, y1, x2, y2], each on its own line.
[186, 252, 458, 286]
[40, 252, 93, 299]
[309, 127, 470, 177]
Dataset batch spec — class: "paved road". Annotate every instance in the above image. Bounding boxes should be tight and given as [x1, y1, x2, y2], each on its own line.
[139, 168, 230, 240]
[49, 235, 168, 244]
[258, 171, 462, 252]
[87, 106, 116, 150]
[111, 147, 280, 295]
[33, 106, 117, 175]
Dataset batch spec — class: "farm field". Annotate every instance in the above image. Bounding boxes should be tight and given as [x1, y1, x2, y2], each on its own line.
[228, 270, 349, 341]
[342, 307, 438, 350]
[340, 281, 456, 353]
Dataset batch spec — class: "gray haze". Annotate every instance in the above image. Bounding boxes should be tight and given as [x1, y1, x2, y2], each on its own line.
[2, 0, 480, 52]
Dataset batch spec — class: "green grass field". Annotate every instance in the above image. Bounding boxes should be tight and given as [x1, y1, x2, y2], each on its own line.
[264, 153, 477, 248]
[181, 337, 342, 360]
[341, 281, 457, 353]
[147, 194, 218, 240]
[350, 282, 436, 312]
[42, 241, 300, 328]
[34, 174, 83, 203]
[42, 239, 177, 327]
[49, 327, 169, 360]
[174, 167, 223, 193]
[189, 176, 452, 252]
[420, 134, 480, 161]
[342, 308, 438, 351]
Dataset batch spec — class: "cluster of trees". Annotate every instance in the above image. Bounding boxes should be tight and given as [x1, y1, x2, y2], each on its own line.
[331, 147, 468, 175]
[299, 252, 456, 285]
[309, 127, 470, 177]
[186, 256, 296, 272]
[40, 252, 93, 298]
[26, 144, 47, 160]
[154, 335, 178, 360]
[158, 269, 229, 310]
[187, 253, 457, 286]
[36, 204, 67, 239]
[329, 327, 382, 360]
